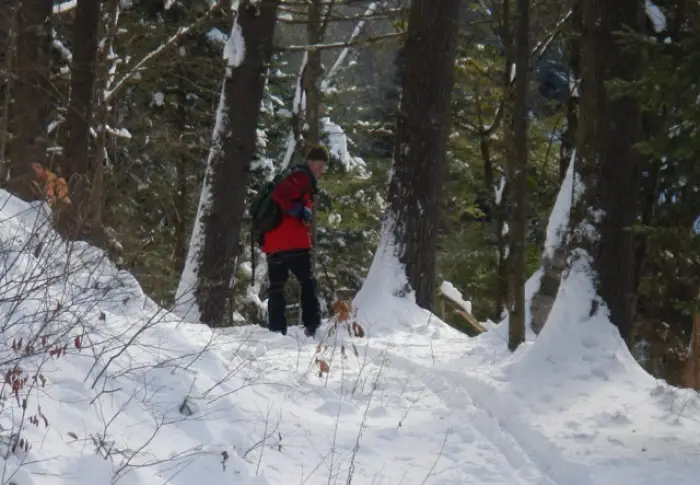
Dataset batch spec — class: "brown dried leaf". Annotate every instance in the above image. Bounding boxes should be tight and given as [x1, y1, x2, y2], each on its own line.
[319, 360, 330, 374]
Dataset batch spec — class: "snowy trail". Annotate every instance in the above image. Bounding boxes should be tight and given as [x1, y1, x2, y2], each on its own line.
[2, 189, 699, 485]
[208, 320, 700, 485]
[209, 325, 559, 485]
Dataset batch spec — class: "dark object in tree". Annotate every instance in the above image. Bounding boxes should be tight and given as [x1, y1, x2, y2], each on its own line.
[386, 0, 461, 311]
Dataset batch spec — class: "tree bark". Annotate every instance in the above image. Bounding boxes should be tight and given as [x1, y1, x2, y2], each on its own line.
[173, 69, 188, 276]
[196, 0, 281, 326]
[303, 0, 327, 280]
[570, 0, 642, 341]
[0, 2, 19, 176]
[7, 0, 53, 201]
[508, 0, 530, 351]
[497, 0, 514, 320]
[60, 0, 102, 238]
[385, 0, 460, 311]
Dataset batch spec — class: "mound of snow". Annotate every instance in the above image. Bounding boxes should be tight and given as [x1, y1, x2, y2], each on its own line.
[2, 187, 698, 485]
[0, 191, 269, 485]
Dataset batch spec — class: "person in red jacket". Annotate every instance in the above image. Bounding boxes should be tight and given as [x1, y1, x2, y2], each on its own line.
[263, 144, 328, 337]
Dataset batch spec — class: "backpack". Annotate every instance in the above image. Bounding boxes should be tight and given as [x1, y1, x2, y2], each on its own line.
[250, 172, 286, 240]
[249, 165, 314, 244]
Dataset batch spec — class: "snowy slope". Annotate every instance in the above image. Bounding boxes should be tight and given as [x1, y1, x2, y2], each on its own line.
[0, 189, 699, 485]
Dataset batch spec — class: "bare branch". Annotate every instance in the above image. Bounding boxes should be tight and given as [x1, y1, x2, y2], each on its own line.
[277, 30, 405, 52]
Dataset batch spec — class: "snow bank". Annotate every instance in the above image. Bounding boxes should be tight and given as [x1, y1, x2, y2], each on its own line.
[352, 225, 461, 342]
[2, 186, 698, 485]
[0, 190, 267, 485]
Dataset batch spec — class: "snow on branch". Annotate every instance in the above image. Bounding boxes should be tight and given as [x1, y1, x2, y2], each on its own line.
[645, 0, 666, 33]
[53, 0, 77, 14]
[321, 117, 366, 173]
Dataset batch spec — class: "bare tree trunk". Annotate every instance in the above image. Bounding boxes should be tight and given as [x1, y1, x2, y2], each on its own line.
[59, 0, 102, 238]
[195, 0, 281, 326]
[507, 0, 530, 351]
[7, 0, 53, 201]
[380, 0, 461, 311]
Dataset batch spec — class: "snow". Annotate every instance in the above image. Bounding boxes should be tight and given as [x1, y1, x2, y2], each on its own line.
[440, 281, 472, 314]
[53, 0, 77, 14]
[645, 0, 666, 33]
[106, 125, 132, 139]
[321, 117, 367, 173]
[543, 150, 574, 260]
[0, 187, 698, 485]
[206, 28, 228, 46]
[223, 20, 246, 70]
[152, 91, 165, 107]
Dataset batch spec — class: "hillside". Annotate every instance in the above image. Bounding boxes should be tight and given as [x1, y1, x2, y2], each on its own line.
[0, 190, 698, 485]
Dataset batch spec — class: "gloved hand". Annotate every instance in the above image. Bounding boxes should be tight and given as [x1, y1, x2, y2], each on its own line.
[288, 204, 312, 223]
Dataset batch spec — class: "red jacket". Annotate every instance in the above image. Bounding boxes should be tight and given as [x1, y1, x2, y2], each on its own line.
[262, 167, 316, 255]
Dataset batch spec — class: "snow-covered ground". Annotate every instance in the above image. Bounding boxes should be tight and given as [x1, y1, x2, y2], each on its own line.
[0, 189, 698, 485]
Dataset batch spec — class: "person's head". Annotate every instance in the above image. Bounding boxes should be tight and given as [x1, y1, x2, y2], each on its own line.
[305, 144, 329, 178]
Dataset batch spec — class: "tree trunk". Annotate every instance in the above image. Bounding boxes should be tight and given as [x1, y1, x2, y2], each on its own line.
[570, 0, 642, 341]
[478, 131, 507, 321]
[59, 0, 102, 238]
[529, 1, 580, 334]
[594, 1, 642, 342]
[193, 0, 281, 326]
[0, 2, 19, 177]
[173, 70, 188, 276]
[383, 0, 461, 311]
[507, 0, 530, 351]
[7, 0, 53, 201]
[682, 292, 700, 390]
[497, 0, 514, 320]
[304, 0, 327, 273]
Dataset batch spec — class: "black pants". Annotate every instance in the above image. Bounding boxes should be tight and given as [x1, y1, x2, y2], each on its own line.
[267, 250, 320, 335]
